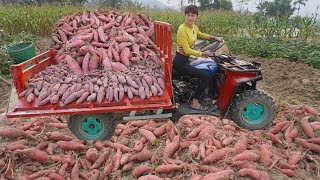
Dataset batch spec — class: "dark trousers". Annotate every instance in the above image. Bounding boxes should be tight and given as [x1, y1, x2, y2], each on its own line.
[173, 52, 210, 99]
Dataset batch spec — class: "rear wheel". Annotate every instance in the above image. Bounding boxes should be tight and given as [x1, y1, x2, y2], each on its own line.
[229, 90, 275, 130]
[68, 113, 115, 140]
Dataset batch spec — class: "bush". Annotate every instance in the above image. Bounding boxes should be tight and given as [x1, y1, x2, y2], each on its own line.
[225, 36, 320, 69]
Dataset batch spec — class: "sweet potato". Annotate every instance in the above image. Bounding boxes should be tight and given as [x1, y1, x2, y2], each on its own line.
[280, 169, 296, 177]
[48, 173, 64, 180]
[46, 143, 54, 155]
[76, 92, 90, 104]
[139, 129, 157, 144]
[57, 84, 69, 97]
[133, 141, 144, 152]
[307, 138, 320, 145]
[35, 141, 49, 150]
[90, 149, 109, 169]
[155, 164, 183, 174]
[58, 162, 68, 176]
[0, 127, 36, 140]
[130, 147, 152, 162]
[97, 26, 107, 42]
[6, 140, 27, 151]
[203, 148, 235, 164]
[82, 53, 91, 74]
[269, 121, 288, 134]
[300, 116, 314, 138]
[66, 55, 83, 74]
[260, 145, 271, 167]
[57, 141, 87, 151]
[111, 61, 128, 72]
[132, 165, 152, 177]
[288, 126, 299, 140]
[112, 146, 122, 171]
[279, 160, 296, 170]
[16, 148, 49, 163]
[202, 170, 235, 180]
[153, 123, 167, 136]
[26, 93, 35, 103]
[84, 148, 98, 162]
[97, 86, 105, 104]
[163, 135, 180, 158]
[238, 168, 269, 180]
[232, 150, 260, 162]
[120, 153, 132, 165]
[198, 165, 220, 173]
[138, 175, 162, 180]
[120, 47, 131, 66]
[122, 161, 133, 172]
[38, 94, 55, 106]
[87, 93, 97, 102]
[266, 132, 282, 144]
[28, 170, 53, 179]
[295, 138, 320, 153]
[92, 141, 103, 151]
[303, 105, 319, 115]
[126, 75, 139, 88]
[67, 39, 85, 49]
[103, 159, 113, 176]
[234, 133, 247, 153]
[71, 159, 80, 179]
[89, 53, 99, 72]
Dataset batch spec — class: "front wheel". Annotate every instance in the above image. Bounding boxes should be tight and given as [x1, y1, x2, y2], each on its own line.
[228, 90, 275, 130]
[68, 113, 115, 140]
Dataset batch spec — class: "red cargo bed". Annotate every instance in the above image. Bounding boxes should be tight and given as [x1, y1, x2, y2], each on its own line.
[6, 21, 174, 118]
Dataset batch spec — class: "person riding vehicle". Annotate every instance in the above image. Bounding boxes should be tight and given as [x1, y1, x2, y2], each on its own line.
[172, 5, 224, 110]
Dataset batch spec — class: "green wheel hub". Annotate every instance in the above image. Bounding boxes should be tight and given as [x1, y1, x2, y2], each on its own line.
[242, 103, 266, 125]
[79, 117, 104, 139]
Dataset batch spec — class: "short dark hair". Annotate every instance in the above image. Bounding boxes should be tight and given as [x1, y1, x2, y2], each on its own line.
[185, 5, 198, 16]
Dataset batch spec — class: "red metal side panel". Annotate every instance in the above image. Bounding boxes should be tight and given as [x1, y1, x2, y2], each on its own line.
[217, 70, 257, 113]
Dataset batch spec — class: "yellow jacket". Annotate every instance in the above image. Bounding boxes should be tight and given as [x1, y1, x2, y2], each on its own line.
[176, 23, 211, 57]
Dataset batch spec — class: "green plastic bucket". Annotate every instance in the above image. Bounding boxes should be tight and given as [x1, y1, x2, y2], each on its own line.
[7, 42, 36, 64]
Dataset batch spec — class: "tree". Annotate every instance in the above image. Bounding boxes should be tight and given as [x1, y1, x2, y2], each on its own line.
[91, 0, 128, 9]
[236, 0, 250, 13]
[188, 0, 196, 5]
[257, 0, 295, 17]
[220, 0, 232, 10]
[293, 0, 308, 15]
[198, 0, 232, 10]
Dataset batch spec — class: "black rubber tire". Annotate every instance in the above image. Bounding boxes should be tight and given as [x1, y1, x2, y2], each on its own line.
[228, 90, 275, 130]
[68, 113, 115, 141]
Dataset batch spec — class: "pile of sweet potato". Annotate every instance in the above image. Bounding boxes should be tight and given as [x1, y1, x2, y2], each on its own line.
[19, 10, 166, 106]
[0, 103, 319, 179]
[52, 10, 158, 73]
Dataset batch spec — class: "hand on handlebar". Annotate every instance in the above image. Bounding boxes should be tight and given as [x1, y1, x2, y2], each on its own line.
[202, 50, 213, 57]
[211, 36, 224, 42]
